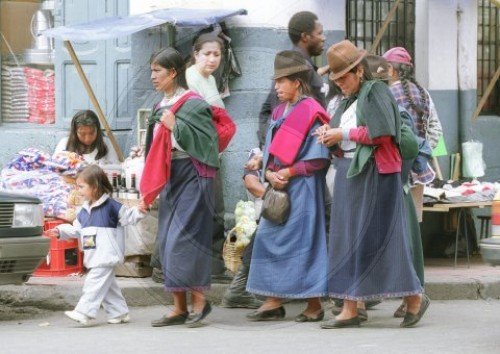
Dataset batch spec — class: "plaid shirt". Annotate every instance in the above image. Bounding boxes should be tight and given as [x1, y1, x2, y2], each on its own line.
[390, 81, 443, 183]
[389, 81, 442, 149]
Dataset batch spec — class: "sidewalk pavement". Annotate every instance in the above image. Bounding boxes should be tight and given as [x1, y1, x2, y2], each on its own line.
[1, 255, 500, 311]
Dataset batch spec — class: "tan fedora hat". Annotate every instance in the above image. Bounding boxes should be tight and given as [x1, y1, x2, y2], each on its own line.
[272, 50, 311, 80]
[365, 54, 391, 81]
[327, 40, 367, 81]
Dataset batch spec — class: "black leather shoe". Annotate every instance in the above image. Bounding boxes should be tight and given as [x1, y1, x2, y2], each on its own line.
[400, 294, 430, 328]
[295, 309, 324, 322]
[365, 299, 382, 309]
[185, 302, 212, 328]
[320, 316, 361, 329]
[151, 312, 188, 327]
[246, 306, 285, 321]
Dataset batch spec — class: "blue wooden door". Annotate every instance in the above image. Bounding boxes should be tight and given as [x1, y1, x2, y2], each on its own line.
[53, 0, 131, 130]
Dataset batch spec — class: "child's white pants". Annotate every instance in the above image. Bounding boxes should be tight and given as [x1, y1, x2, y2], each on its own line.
[75, 266, 128, 319]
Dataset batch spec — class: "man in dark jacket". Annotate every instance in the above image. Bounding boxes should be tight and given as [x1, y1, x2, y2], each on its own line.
[257, 11, 327, 148]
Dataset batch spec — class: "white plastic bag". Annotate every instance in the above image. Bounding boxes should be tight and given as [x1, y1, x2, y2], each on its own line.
[462, 141, 486, 178]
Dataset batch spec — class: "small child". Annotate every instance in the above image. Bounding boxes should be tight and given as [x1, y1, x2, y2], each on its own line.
[46, 164, 148, 325]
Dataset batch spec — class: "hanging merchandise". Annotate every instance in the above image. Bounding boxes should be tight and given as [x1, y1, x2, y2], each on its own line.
[212, 23, 242, 97]
[462, 141, 486, 178]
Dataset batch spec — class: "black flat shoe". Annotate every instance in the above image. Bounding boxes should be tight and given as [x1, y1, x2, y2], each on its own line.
[320, 316, 361, 329]
[246, 306, 285, 321]
[320, 316, 360, 329]
[295, 309, 325, 322]
[151, 312, 188, 327]
[400, 294, 430, 328]
[185, 302, 212, 328]
[365, 299, 383, 309]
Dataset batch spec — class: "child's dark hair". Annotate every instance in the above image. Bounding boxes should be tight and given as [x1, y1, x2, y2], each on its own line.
[67, 110, 108, 160]
[76, 165, 112, 200]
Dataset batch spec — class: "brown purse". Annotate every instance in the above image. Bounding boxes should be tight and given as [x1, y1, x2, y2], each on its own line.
[261, 186, 290, 225]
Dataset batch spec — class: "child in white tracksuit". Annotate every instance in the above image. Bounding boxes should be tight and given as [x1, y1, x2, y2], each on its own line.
[48, 165, 148, 325]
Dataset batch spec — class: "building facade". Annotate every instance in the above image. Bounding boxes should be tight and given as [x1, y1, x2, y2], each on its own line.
[0, 0, 498, 220]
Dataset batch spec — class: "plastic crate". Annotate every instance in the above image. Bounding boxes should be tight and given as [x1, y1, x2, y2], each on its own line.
[33, 219, 84, 277]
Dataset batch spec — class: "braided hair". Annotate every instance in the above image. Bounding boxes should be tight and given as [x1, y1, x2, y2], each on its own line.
[391, 62, 430, 135]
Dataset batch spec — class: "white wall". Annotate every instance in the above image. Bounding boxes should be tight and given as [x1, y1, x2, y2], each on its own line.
[417, 0, 477, 91]
[130, 0, 344, 31]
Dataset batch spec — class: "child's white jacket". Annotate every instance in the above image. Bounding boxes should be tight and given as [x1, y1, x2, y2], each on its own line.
[57, 194, 145, 268]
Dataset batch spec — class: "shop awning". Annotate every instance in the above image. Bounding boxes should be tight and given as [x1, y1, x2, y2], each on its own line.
[43, 7, 247, 41]
[42, 7, 247, 162]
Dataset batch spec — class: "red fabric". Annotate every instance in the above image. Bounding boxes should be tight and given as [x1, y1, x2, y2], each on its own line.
[139, 93, 194, 205]
[211, 105, 236, 152]
[349, 126, 401, 174]
[269, 98, 330, 165]
[140, 127, 172, 205]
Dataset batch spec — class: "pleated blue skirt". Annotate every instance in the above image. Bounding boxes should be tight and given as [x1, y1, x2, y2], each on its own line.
[247, 172, 328, 298]
[327, 158, 422, 300]
[157, 158, 214, 292]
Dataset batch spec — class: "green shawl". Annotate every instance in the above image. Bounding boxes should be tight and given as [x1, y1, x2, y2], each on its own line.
[330, 80, 401, 178]
[147, 98, 220, 169]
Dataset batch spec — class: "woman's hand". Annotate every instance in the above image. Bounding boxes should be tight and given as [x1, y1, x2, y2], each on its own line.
[313, 125, 343, 148]
[160, 109, 176, 130]
[266, 169, 289, 190]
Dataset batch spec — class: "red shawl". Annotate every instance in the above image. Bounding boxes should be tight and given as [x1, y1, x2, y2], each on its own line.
[268, 98, 331, 165]
[140, 94, 196, 205]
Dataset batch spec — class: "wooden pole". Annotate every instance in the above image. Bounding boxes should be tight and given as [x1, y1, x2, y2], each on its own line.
[471, 65, 500, 123]
[369, 0, 402, 54]
[63, 41, 124, 162]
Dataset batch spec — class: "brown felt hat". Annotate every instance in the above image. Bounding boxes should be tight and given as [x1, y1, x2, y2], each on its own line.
[327, 40, 367, 80]
[365, 54, 391, 81]
[272, 50, 311, 80]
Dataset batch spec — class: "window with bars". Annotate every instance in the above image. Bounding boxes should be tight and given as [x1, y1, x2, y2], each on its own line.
[346, 0, 415, 57]
[477, 0, 499, 116]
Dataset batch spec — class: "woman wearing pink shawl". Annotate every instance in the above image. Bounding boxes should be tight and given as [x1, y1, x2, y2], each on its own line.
[246, 50, 331, 323]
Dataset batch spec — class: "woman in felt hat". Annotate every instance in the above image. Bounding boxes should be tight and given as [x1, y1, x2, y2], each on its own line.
[314, 40, 429, 329]
[245, 50, 331, 322]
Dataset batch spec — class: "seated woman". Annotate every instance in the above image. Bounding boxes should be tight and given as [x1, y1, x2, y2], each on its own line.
[54, 110, 120, 165]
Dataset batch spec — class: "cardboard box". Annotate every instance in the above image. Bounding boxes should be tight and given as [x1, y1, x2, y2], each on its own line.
[0, 1, 40, 55]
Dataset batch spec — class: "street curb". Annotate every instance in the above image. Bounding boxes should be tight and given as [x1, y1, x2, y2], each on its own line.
[2, 277, 500, 311]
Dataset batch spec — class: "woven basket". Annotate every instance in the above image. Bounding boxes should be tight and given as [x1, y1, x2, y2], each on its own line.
[222, 231, 243, 273]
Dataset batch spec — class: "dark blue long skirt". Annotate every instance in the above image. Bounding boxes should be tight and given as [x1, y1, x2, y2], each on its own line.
[247, 172, 328, 298]
[327, 158, 422, 300]
[157, 158, 214, 292]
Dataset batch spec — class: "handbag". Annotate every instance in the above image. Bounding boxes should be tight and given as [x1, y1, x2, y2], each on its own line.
[261, 186, 290, 224]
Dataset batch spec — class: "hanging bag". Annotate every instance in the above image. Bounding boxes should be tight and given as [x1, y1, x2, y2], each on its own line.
[261, 186, 290, 225]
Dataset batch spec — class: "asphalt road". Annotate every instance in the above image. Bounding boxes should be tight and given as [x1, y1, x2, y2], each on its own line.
[1, 300, 499, 354]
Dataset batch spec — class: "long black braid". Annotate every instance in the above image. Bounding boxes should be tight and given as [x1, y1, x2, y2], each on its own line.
[392, 62, 430, 137]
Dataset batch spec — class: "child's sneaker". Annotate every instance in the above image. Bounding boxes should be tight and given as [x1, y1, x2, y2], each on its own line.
[107, 313, 130, 324]
[64, 310, 90, 325]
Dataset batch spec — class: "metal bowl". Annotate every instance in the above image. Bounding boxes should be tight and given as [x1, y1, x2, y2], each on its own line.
[480, 238, 500, 266]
